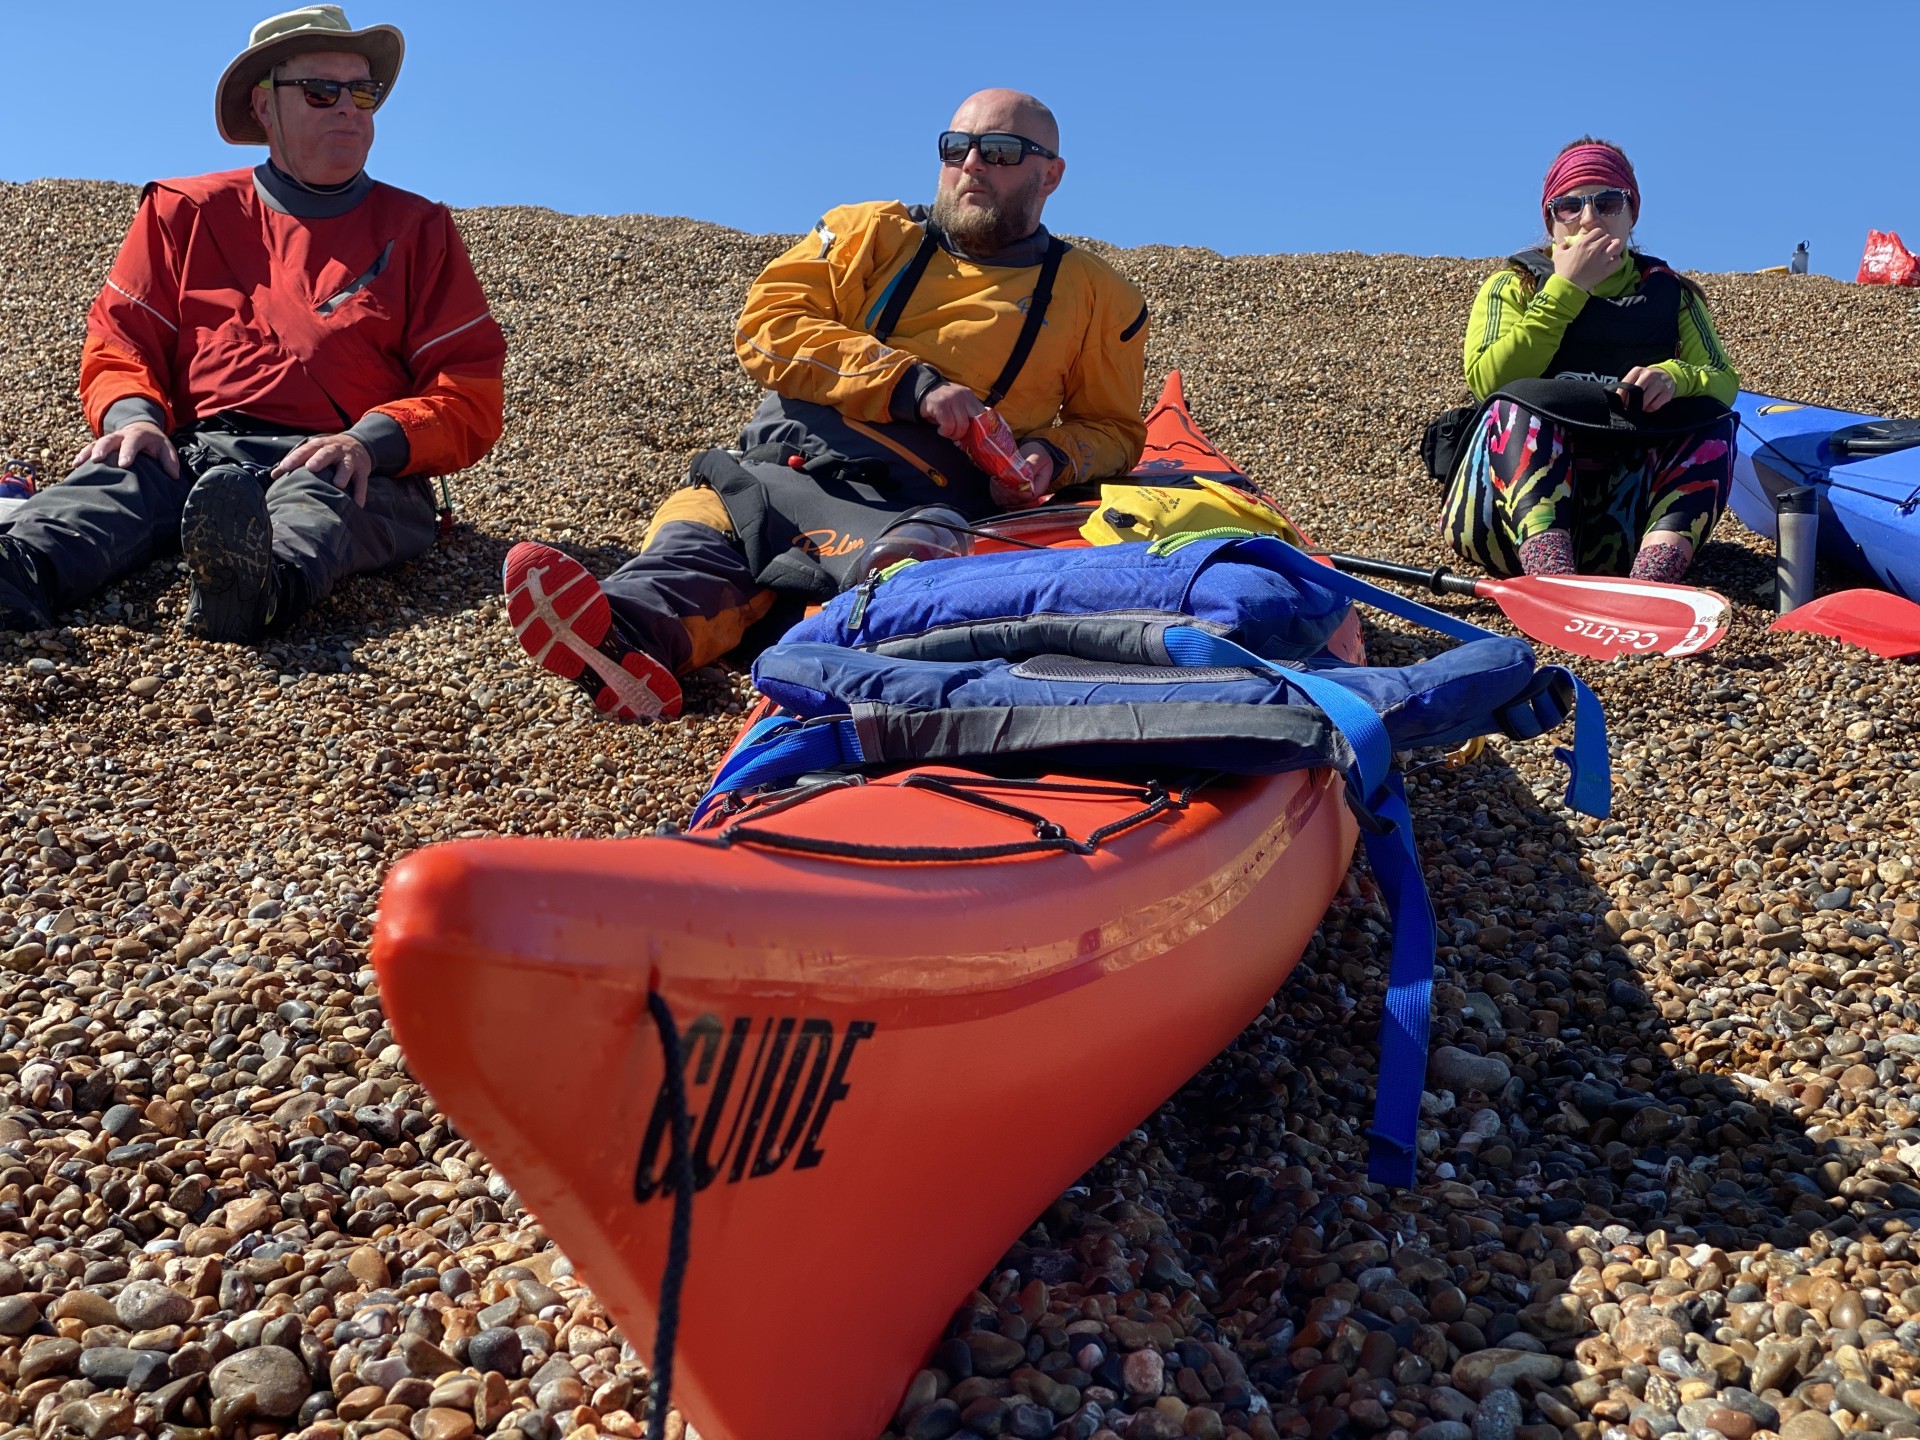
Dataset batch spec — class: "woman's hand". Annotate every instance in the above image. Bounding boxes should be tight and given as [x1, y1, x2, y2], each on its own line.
[1552, 229, 1626, 291]
[1619, 365, 1677, 413]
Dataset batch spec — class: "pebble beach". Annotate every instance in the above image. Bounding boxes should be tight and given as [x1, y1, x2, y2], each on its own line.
[3, 177, 1920, 1440]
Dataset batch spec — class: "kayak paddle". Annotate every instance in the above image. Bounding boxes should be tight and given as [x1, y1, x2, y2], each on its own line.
[1325, 554, 1732, 660]
[1769, 588, 1920, 659]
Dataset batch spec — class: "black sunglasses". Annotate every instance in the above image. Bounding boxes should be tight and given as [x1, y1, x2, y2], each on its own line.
[1547, 188, 1631, 223]
[270, 76, 386, 111]
[938, 130, 1057, 167]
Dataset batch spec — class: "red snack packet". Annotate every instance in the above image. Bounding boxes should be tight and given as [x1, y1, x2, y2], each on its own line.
[962, 410, 1045, 509]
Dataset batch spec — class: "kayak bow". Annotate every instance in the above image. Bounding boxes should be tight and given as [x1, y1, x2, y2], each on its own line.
[373, 377, 1363, 1440]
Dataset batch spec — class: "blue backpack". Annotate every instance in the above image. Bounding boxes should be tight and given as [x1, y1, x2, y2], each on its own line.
[692, 532, 1609, 1187]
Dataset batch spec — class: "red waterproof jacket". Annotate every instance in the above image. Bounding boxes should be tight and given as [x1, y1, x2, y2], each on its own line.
[80, 167, 506, 478]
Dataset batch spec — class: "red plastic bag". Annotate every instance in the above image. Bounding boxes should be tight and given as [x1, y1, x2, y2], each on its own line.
[1858, 230, 1920, 285]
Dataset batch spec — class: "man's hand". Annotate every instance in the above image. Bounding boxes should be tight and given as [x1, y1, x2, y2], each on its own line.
[1619, 365, 1677, 413]
[1016, 440, 1055, 493]
[71, 420, 179, 478]
[274, 433, 373, 507]
[992, 442, 1057, 511]
[1551, 229, 1625, 292]
[919, 381, 984, 441]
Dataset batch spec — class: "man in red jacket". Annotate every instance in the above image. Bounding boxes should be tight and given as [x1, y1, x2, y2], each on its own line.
[0, 5, 506, 641]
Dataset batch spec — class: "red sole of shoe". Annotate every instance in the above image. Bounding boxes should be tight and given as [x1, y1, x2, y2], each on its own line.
[591, 652, 682, 721]
[504, 544, 682, 721]
[505, 543, 607, 678]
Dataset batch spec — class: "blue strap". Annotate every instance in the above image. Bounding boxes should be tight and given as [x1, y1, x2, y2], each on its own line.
[734, 712, 798, 752]
[1359, 773, 1436, 1188]
[1162, 626, 1389, 799]
[1163, 623, 1433, 1187]
[1220, 537, 1610, 818]
[1557, 678, 1612, 820]
[1173, 547, 1613, 1181]
[690, 717, 865, 826]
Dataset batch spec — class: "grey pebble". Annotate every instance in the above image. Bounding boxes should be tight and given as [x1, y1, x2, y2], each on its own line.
[208, 1345, 313, 1418]
[1472, 1388, 1522, 1440]
[468, 1326, 524, 1376]
[114, 1280, 191, 1332]
[1836, 1379, 1920, 1429]
[0, 1294, 39, 1336]
[1428, 1045, 1511, 1096]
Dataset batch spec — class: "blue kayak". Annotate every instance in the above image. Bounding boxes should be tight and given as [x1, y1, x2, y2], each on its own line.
[1731, 391, 1920, 600]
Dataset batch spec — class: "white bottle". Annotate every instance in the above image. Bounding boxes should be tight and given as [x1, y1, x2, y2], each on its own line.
[1790, 242, 1810, 275]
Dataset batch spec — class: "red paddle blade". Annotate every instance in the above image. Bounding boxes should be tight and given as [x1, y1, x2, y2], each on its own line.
[1770, 588, 1920, 659]
[1478, 573, 1732, 659]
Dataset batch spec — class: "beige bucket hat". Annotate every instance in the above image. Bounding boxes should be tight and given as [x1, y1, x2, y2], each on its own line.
[216, 5, 404, 146]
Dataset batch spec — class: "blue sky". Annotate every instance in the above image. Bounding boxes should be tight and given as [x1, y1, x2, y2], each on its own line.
[10, 1, 1919, 279]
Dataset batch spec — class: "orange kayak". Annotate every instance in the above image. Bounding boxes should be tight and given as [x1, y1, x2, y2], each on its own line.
[373, 377, 1362, 1440]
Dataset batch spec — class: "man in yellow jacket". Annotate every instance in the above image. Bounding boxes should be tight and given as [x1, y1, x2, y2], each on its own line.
[502, 89, 1150, 721]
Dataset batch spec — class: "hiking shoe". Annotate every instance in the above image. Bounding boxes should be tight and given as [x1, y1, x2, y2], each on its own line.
[0, 540, 51, 631]
[503, 542, 682, 721]
[182, 466, 274, 643]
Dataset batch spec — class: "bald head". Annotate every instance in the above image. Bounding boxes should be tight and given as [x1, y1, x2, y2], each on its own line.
[949, 89, 1058, 154]
[933, 88, 1065, 256]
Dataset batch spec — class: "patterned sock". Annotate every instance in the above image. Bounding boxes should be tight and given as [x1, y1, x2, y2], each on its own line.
[1517, 529, 1576, 576]
[1630, 541, 1692, 584]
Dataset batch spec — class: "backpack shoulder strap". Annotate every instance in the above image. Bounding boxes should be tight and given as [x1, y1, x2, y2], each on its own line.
[1507, 249, 1554, 288]
[1194, 535, 1612, 818]
[870, 229, 942, 342]
[1630, 250, 1706, 300]
[984, 236, 1068, 408]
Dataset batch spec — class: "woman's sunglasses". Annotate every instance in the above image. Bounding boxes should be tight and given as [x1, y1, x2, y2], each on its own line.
[1547, 188, 1631, 224]
[268, 77, 387, 111]
[938, 130, 1057, 167]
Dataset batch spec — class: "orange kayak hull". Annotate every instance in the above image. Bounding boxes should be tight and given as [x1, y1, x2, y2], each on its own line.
[376, 767, 1355, 1439]
[372, 375, 1362, 1439]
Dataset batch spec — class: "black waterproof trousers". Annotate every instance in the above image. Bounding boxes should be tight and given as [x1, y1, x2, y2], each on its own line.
[0, 421, 438, 623]
[599, 394, 999, 673]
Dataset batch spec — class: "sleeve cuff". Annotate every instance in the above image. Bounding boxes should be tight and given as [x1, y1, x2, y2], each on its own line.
[348, 411, 411, 474]
[1653, 360, 1709, 399]
[102, 396, 169, 435]
[1036, 439, 1071, 485]
[1538, 273, 1592, 312]
[889, 363, 947, 424]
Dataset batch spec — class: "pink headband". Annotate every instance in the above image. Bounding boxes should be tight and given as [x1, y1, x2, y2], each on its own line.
[1541, 144, 1639, 221]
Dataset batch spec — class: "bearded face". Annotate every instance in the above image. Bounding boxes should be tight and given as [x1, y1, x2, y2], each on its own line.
[931, 153, 1051, 255]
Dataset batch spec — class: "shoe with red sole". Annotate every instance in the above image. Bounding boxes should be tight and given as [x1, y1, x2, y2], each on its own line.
[503, 542, 682, 721]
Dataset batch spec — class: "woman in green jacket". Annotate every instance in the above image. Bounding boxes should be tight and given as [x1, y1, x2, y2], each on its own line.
[1441, 138, 1738, 581]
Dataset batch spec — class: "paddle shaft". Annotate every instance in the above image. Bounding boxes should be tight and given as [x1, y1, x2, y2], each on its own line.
[1327, 554, 1486, 599]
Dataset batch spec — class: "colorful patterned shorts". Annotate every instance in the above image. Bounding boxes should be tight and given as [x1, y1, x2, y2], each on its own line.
[1441, 398, 1735, 577]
